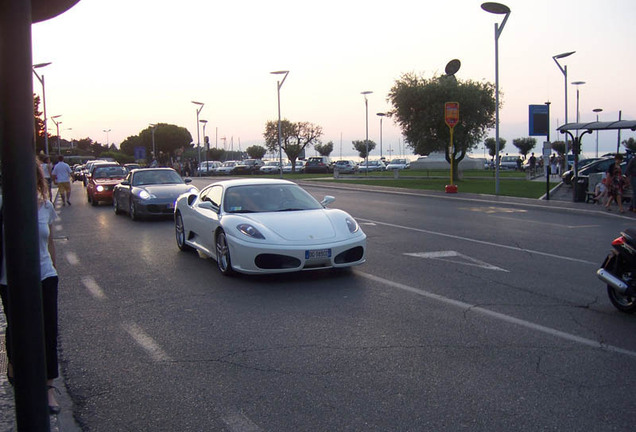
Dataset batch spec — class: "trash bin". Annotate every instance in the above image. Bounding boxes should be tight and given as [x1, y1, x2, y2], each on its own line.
[574, 178, 587, 202]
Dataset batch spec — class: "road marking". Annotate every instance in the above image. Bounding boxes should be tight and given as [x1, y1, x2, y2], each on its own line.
[404, 250, 508, 272]
[487, 214, 599, 229]
[122, 322, 173, 362]
[66, 252, 79, 266]
[81, 276, 106, 301]
[460, 206, 527, 214]
[221, 410, 264, 432]
[355, 270, 636, 359]
[358, 218, 596, 265]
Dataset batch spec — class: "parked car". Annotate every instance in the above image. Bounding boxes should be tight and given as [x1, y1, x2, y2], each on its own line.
[259, 161, 282, 174]
[282, 160, 305, 173]
[358, 160, 385, 173]
[216, 161, 238, 175]
[561, 158, 601, 185]
[123, 163, 141, 174]
[333, 160, 357, 174]
[231, 159, 265, 175]
[113, 168, 197, 220]
[385, 158, 410, 170]
[304, 156, 332, 174]
[86, 164, 127, 206]
[174, 178, 366, 275]
[499, 155, 521, 170]
[197, 161, 222, 175]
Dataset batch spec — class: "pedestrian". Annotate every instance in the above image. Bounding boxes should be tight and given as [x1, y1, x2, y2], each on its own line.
[51, 155, 73, 206]
[605, 155, 626, 213]
[529, 153, 536, 175]
[41, 155, 53, 199]
[0, 158, 61, 414]
[625, 154, 636, 212]
[550, 155, 557, 178]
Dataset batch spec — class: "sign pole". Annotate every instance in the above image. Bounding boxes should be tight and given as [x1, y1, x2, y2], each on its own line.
[444, 102, 459, 193]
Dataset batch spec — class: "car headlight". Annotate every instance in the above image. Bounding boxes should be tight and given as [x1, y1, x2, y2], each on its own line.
[138, 190, 155, 200]
[345, 217, 359, 233]
[96, 185, 105, 192]
[237, 224, 265, 239]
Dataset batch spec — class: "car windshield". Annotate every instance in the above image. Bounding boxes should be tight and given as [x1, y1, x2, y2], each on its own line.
[132, 170, 183, 186]
[93, 166, 127, 178]
[223, 184, 322, 213]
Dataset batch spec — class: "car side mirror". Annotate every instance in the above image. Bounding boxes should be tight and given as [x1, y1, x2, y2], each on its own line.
[184, 178, 192, 183]
[198, 201, 218, 213]
[321, 196, 336, 206]
[120, 180, 130, 186]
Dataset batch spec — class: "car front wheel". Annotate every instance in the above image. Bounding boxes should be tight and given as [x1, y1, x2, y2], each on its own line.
[129, 200, 138, 221]
[215, 230, 234, 276]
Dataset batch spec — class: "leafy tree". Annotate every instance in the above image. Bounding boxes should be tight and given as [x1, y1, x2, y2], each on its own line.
[264, 120, 323, 172]
[246, 145, 267, 159]
[120, 123, 192, 160]
[551, 140, 570, 156]
[623, 137, 636, 152]
[33, 95, 46, 154]
[512, 137, 536, 159]
[389, 72, 496, 179]
[352, 140, 377, 159]
[207, 148, 225, 161]
[314, 141, 334, 156]
[484, 137, 506, 158]
[75, 138, 94, 152]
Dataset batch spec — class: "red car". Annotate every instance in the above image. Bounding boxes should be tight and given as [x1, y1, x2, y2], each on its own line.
[86, 164, 127, 206]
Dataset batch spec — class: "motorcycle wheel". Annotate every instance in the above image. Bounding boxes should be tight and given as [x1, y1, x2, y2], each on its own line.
[605, 256, 636, 314]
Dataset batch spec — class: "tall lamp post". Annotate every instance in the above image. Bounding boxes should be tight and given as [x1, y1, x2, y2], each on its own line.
[572, 80, 586, 135]
[481, 2, 511, 195]
[32, 62, 51, 155]
[593, 108, 603, 157]
[191, 101, 205, 176]
[270, 70, 289, 178]
[361, 91, 373, 175]
[200, 119, 208, 174]
[103, 128, 111, 147]
[552, 51, 575, 172]
[51, 115, 62, 155]
[377, 112, 386, 160]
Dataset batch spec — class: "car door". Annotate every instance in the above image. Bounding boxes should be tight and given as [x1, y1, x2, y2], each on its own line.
[114, 172, 133, 211]
[188, 185, 223, 256]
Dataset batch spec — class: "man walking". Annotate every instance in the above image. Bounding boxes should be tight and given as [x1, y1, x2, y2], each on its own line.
[51, 155, 73, 206]
[626, 155, 636, 212]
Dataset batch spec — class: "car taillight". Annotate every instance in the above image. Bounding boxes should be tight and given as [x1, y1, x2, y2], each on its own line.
[612, 236, 626, 247]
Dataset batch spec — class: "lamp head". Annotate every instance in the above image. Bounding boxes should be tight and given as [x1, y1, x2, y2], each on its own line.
[270, 70, 289, 75]
[553, 51, 575, 60]
[481, 2, 510, 14]
[361, 91, 373, 95]
[199, 119, 208, 124]
[593, 108, 603, 113]
[571, 81, 586, 86]
[33, 62, 52, 69]
[376, 112, 387, 117]
[191, 100, 204, 106]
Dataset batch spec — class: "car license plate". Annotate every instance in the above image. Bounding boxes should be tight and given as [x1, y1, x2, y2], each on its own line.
[305, 249, 331, 260]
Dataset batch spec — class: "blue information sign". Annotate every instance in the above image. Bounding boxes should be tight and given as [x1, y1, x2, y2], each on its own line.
[529, 105, 549, 136]
[134, 146, 146, 160]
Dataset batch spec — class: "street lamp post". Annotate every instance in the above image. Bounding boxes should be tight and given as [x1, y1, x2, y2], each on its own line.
[191, 101, 205, 176]
[200, 119, 208, 174]
[593, 108, 603, 158]
[377, 112, 386, 160]
[552, 50, 575, 173]
[270, 70, 289, 178]
[51, 115, 62, 155]
[361, 91, 373, 175]
[572, 80, 586, 135]
[32, 62, 51, 155]
[481, 2, 511, 195]
[103, 128, 111, 147]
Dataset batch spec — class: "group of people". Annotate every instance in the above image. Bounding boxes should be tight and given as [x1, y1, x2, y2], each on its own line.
[1, 156, 65, 415]
[593, 154, 636, 213]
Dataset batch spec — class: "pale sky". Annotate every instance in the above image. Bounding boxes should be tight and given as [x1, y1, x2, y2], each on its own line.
[31, 0, 636, 159]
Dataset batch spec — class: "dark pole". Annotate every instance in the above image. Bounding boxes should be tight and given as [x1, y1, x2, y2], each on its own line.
[0, 0, 51, 430]
[545, 101, 551, 200]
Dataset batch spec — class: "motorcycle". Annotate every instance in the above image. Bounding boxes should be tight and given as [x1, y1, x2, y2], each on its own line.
[597, 229, 636, 313]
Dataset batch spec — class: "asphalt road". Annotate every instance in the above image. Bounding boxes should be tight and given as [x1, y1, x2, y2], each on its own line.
[53, 179, 636, 432]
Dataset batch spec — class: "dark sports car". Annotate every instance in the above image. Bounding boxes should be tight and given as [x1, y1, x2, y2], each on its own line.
[113, 168, 197, 220]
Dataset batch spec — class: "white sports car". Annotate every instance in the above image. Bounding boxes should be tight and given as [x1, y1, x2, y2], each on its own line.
[174, 178, 366, 275]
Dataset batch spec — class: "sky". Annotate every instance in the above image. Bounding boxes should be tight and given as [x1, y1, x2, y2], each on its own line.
[31, 0, 636, 160]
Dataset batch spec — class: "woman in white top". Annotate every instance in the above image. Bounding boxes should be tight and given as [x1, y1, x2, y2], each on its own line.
[0, 158, 60, 414]
[41, 155, 53, 200]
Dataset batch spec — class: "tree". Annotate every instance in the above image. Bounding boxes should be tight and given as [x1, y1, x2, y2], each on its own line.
[263, 120, 323, 172]
[512, 137, 536, 159]
[33, 95, 47, 154]
[551, 140, 570, 156]
[484, 137, 506, 158]
[314, 141, 333, 156]
[623, 137, 636, 152]
[120, 123, 193, 161]
[389, 72, 496, 179]
[352, 140, 376, 159]
[246, 145, 267, 159]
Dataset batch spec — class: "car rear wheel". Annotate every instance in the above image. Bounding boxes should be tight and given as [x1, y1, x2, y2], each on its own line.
[113, 195, 122, 215]
[129, 200, 138, 221]
[215, 230, 234, 276]
[175, 212, 193, 251]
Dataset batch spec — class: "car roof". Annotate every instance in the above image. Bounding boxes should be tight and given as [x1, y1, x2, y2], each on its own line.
[206, 178, 295, 189]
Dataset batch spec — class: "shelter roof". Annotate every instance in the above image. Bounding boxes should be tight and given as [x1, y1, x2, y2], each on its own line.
[558, 121, 636, 132]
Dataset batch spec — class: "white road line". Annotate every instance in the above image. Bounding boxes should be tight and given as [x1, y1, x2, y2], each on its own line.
[122, 322, 173, 362]
[358, 217, 596, 265]
[66, 252, 79, 266]
[221, 410, 264, 432]
[355, 270, 636, 360]
[80, 276, 107, 301]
